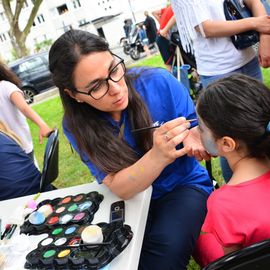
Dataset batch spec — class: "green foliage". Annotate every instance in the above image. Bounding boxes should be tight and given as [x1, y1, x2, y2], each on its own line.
[11, 47, 30, 61]
[35, 39, 53, 52]
[262, 68, 270, 88]
[131, 54, 166, 68]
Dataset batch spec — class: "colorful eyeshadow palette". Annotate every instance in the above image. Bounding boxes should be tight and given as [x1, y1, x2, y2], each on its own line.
[25, 221, 133, 270]
[21, 192, 104, 235]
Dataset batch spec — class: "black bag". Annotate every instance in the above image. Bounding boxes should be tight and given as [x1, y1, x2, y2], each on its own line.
[224, 0, 259, 49]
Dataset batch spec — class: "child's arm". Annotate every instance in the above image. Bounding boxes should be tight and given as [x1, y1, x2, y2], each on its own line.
[10, 91, 52, 143]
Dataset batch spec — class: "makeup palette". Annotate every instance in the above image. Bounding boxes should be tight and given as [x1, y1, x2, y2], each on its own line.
[20, 191, 104, 235]
[25, 221, 133, 269]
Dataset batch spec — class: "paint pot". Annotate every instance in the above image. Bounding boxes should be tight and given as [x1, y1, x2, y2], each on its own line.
[78, 201, 92, 211]
[68, 237, 81, 246]
[73, 212, 86, 222]
[55, 249, 71, 265]
[28, 211, 45, 225]
[64, 225, 77, 235]
[81, 225, 103, 244]
[95, 247, 111, 266]
[41, 249, 56, 265]
[51, 227, 63, 236]
[47, 215, 59, 226]
[55, 206, 66, 214]
[67, 203, 78, 212]
[40, 237, 54, 247]
[69, 249, 85, 265]
[59, 214, 73, 225]
[25, 249, 40, 265]
[73, 194, 85, 202]
[54, 237, 67, 246]
[37, 204, 53, 218]
[59, 196, 72, 205]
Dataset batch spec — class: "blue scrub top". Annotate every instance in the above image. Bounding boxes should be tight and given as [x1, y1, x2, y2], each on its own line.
[0, 132, 41, 201]
[63, 68, 213, 199]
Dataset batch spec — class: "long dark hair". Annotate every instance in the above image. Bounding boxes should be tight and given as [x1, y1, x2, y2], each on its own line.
[49, 29, 153, 174]
[197, 74, 270, 159]
[0, 62, 21, 87]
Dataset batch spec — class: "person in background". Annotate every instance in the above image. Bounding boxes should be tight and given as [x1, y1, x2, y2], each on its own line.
[0, 62, 52, 161]
[123, 19, 132, 38]
[143, 11, 158, 46]
[152, 5, 177, 71]
[195, 74, 270, 266]
[0, 121, 53, 201]
[49, 29, 213, 270]
[171, 0, 270, 182]
[138, 23, 151, 57]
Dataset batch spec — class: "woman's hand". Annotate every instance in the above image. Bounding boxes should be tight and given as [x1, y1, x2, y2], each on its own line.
[151, 117, 191, 165]
[252, 15, 270, 34]
[160, 28, 169, 38]
[183, 126, 211, 161]
[259, 34, 270, 68]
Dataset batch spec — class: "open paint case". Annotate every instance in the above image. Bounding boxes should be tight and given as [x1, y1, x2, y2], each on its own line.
[25, 221, 133, 269]
[20, 191, 104, 235]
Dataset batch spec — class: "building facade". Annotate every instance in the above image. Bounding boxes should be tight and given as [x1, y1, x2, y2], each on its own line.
[0, 0, 166, 62]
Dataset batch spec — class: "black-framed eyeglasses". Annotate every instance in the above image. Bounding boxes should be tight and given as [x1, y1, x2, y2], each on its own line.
[73, 53, 126, 100]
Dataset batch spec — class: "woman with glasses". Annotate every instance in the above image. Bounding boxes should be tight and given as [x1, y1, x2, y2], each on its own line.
[49, 29, 213, 270]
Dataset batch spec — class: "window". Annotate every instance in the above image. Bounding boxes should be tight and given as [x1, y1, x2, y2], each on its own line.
[24, 57, 47, 73]
[57, 4, 69, 15]
[73, 0, 81, 9]
[78, 19, 88, 26]
[23, 0, 29, 8]
[0, 12, 5, 21]
[0, 33, 7, 43]
[37, 14, 45, 24]
[33, 14, 45, 27]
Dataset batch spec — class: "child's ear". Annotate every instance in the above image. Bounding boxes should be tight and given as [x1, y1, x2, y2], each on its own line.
[219, 136, 237, 153]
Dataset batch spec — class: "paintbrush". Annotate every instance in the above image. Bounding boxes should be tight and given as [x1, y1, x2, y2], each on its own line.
[131, 118, 197, 133]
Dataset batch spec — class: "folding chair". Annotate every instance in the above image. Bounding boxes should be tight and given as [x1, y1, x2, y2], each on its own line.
[40, 129, 59, 192]
[203, 238, 270, 270]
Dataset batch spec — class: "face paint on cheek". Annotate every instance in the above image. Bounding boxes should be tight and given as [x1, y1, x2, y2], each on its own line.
[201, 135, 219, 156]
[198, 117, 219, 156]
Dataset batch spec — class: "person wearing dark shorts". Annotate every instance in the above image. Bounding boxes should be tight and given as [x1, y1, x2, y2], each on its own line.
[153, 5, 176, 70]
[156, 35, 175, 67]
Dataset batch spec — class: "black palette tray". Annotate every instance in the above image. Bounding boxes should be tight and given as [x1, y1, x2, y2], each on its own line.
[25, 221, 133, 270]
[21, 192, 104, 235]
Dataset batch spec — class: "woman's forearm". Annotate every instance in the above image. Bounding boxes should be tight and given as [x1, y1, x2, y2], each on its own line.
[103, 148, 168, 200]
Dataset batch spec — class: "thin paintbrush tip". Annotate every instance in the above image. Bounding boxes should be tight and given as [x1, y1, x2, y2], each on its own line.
[186, 118, 197, 122]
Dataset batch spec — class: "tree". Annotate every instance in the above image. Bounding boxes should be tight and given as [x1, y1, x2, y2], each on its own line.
[2, 0, 43, 58]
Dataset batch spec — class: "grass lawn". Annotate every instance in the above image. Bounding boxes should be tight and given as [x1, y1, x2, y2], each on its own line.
[28, 54, 270, 270]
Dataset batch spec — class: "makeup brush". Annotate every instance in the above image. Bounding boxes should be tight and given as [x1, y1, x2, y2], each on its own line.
[131, 118, 197, 133]
[1, 224, 11, 240]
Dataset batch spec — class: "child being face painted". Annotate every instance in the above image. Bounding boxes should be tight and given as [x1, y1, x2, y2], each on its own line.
[194, 74, 270, 267]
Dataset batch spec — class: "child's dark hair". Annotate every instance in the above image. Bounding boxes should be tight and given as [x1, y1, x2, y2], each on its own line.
[197, 74, 270, 159]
